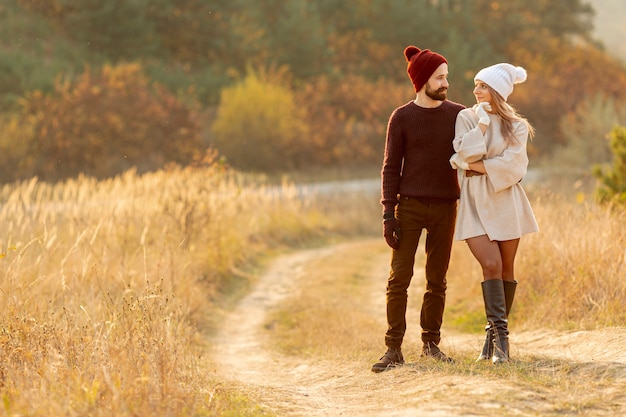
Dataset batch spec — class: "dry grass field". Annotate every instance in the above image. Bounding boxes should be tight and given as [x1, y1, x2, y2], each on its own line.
[217, 238, 626, 416]
[0, 162, 377, 416]
[0, 163, 624, 416]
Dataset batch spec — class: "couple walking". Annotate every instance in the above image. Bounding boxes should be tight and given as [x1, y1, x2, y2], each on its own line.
[372, 45, 538, 372]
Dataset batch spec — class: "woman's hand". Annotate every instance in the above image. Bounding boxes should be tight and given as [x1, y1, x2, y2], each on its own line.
[475, 102, 492, 126]
[467, 160, 487, 174]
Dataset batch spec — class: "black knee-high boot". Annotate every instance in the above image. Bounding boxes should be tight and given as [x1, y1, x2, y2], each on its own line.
[477, 280, 516, 361]
[481, 279, 509, 364]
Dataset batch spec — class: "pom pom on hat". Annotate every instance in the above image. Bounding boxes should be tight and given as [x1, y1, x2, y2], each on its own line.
[474, 63, 527, 101]
[404, 45, 447, 93]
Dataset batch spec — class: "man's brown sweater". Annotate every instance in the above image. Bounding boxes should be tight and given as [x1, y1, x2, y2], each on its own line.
[381, 100, 465, 213]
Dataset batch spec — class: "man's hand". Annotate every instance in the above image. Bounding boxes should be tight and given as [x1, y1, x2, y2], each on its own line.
[475, 102, 492, 126]
[383, 212, 401, 250]
[449, 153, 469, 170]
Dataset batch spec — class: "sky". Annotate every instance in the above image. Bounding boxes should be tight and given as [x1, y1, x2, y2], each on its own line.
[589, 0, 626, 62]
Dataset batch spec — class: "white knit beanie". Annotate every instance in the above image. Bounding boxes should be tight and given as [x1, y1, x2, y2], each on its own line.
[474, 63, 527, 101]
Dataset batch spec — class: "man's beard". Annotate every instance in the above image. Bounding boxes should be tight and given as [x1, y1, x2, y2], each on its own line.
[425, 84, 447, 101]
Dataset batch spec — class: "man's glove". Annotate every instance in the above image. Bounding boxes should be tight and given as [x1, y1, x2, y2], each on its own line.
[383, 212, 401, 250]
[449, 153, 469, 170]
[475, 102, 492, 126]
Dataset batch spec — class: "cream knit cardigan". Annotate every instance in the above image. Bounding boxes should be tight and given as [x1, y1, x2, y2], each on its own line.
[452, 107, 539, 241]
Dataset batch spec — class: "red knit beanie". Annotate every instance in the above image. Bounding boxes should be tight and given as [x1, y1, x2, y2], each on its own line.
[404, 46, 447, 93]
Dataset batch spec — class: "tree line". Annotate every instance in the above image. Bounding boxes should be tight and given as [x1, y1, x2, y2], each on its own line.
[1, 0, 626, 182]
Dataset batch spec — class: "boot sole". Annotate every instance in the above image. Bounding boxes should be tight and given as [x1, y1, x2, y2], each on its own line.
[371, 362, 404, 373]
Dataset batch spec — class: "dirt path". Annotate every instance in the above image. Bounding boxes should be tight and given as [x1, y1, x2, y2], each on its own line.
[211, 241, 626, 416]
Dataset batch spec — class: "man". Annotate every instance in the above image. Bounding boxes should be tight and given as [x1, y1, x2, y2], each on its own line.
[372, 45, 464, 373]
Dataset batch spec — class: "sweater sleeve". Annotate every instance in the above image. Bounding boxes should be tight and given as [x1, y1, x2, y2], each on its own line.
[483, 122, 529, 192]
[380, 110, 404, 213]
[453, 109, 487, 162]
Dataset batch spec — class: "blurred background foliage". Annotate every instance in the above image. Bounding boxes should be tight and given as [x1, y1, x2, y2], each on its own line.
[1, 0, 626, 182]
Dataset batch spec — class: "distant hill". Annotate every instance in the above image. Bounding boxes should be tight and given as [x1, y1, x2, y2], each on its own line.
[589, 0, 626, 62]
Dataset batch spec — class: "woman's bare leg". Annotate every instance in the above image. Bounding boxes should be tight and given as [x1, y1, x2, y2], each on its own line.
[498, 239, 520, 282]
[465, 235, 502, 280]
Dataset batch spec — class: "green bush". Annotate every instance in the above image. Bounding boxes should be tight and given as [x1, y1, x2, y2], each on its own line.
[593, 125, 626, 204]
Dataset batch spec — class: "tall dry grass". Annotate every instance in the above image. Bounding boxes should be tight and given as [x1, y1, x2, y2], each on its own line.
[516, 190, 626, 329]
[269, 183, 626, 361]
[446, 186, 626, 331]
[0, 163, 378, 416]
[262, 186, 626, 416]
[265, 238, 626, 416]
[1, 162, 624, 415]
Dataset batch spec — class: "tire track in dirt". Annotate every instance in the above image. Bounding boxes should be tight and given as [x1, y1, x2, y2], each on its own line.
[210, 240, 626, 416]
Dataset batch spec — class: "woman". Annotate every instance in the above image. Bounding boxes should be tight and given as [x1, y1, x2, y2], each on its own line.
[449, 63, 538, 364]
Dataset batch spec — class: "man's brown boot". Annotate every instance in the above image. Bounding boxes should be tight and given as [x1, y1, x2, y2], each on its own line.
[421, 341, 454, 363]
[371, 347, 404, 373]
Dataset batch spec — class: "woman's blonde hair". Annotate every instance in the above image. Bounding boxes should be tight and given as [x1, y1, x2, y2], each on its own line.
[487, 85, 535, 143]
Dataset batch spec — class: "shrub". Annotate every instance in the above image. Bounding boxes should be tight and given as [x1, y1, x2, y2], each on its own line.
[17, 62, 202, 181]
[0, 113, 35, 182]
[210, 67, 310, 171]
[593, 125, 626, 204]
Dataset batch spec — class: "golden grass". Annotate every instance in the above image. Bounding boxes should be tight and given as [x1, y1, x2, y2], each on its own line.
[1, 162, 624, 415]
[266, 236, 626, 416]
[0, 164, 378, 416]
[517, 190, 626, 329]
[446, 186, 626, 332]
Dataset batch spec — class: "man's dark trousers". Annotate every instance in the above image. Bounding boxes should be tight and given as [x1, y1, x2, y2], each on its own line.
[385, 196, 457, 348]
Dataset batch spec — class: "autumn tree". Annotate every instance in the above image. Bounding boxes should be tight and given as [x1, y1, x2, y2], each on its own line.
[510, 39, 626, 155]
[20, 63, 202, 181]
[18, 0, 160, 60]
[9, 0, 626, 174]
